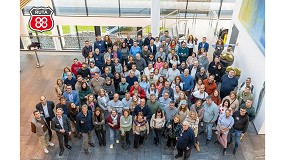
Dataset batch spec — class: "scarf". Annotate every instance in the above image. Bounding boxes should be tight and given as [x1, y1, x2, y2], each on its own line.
[111, 115, 118, 126]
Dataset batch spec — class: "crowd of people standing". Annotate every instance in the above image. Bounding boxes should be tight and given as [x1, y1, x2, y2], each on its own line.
[31, 31, 256, 159]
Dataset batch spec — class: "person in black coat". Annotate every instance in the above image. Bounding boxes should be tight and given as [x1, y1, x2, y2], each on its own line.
[82, 40, 92, 61]
[51, 108, 72, 156]
[76, 105, 95, 155]
[35, 96, 55, 141]
[175, 121, 195, 160]
[132, 98, 152, 122]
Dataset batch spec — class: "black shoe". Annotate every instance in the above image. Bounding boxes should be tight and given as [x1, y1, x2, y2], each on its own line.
[65, 145, 72, 150]
[153, 138, 157, 145]
[122, 144, 127, 150]
[59, 149, 64, 156]
[89, 142, 95, 147]
[214, 140, 219, 144]
[223, 148, 226, 156]
[206, 139, 210, 145]
[175, 154, 182, 158]
[227, 142, 232, 147]
[84, 149, 89, 155]
[233, 148, 237, 155]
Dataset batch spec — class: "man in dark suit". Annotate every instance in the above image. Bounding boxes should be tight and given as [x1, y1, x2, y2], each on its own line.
[51, 108, 72, 156]
[148, 39, 157, 54]
[198, 37, 209, 52]
[35, 96, 55, 141]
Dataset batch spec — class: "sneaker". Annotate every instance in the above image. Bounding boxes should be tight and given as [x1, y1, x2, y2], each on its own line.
[200, 122, 204, 127]
[48, 142, 54, 146]
[43, 148, 49, 153]
[116, 140, 120, 144]
[212, 126, 217, 130]
[110, 144, 114, 149]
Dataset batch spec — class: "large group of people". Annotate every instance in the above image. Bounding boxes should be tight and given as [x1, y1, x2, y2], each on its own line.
[31, 31, 256, 159]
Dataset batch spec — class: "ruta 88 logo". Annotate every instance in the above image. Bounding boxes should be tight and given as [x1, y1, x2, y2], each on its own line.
[29, 6, 54, 32]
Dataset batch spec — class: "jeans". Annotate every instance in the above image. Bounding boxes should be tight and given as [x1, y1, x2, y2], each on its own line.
[152, 128, 162, 143]
[134, 133, 145, 149]
[109, 128, 120, 144]
[205, 122, 214, 140]
[229, 129, 242, 149]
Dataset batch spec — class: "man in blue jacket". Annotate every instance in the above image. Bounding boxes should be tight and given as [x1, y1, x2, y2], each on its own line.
[63, 84, 79, 106]
[175, 121, 195, 159]
[132, 98, 151, 122]
[202, 96, 219, 145]
[198, 37, 209, 52]
[94, 35, 105, 53]
[181, 69, 194, 97]
[93, 48, 105, 73]
[76, 104, 95, 155]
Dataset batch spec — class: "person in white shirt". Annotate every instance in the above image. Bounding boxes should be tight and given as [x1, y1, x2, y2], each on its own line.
[143, 63, 154, 78]
[150, 108, 166, 146]
[166, 63, 180, 83]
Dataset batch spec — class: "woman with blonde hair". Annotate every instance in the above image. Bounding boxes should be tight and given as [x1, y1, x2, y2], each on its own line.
[185, 110, 200, 152]
[165, 114, 182, 149]
[54, 79, 66, 100]
[130, 95, 140, 115]
[176, 91, 188, 107]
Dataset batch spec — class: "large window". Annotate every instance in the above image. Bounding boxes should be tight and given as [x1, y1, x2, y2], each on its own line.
[26, 25, 55, 49]
[22, 0, 45, 15]
[52, 0, 87, 16]
[87, 0, 119, 16]
[120, 0, 151, 17]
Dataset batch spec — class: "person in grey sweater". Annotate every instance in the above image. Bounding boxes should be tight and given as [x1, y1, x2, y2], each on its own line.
[202, 96, 219, 144]
[166, 63, 180, 83]
[120, 42, 129, 65]
[134, 54, 147, 72]
[164, 101, 178, 123]
[122, 92, 132, 108]
[107, 93, 125, 114]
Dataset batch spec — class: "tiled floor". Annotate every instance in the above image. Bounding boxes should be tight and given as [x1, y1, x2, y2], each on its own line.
[20, 51, 265, 160]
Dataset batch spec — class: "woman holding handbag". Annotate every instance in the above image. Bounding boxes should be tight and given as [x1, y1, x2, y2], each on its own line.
[93, 107, 106, 146]
[133, 112, 149, 150]
[150, 108, 166, 146]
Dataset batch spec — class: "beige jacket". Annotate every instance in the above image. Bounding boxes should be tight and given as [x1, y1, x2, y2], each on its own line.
[31, 116, 48, 137]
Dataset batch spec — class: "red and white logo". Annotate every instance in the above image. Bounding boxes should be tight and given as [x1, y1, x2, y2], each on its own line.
[29, 6, 54, 32]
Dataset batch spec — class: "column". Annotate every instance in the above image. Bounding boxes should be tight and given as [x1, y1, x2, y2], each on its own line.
[43, 0, 62, 50]
[151, 0, 160, 38]
[20, 11, 31, 49]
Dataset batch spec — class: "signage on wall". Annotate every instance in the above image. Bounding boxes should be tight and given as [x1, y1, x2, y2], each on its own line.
[28, 6, 54, 32]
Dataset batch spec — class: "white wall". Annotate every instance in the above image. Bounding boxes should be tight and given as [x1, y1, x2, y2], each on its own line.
[227, 0, 265, 134]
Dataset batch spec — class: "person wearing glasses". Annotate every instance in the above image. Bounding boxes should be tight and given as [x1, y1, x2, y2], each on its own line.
[63, 84, 79, 106]
[228, 106, 249, 155]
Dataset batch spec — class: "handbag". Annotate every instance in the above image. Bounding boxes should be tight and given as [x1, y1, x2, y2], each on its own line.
[139, 130, 147, 137]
